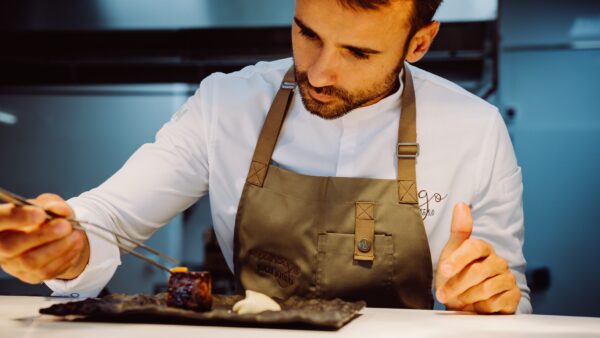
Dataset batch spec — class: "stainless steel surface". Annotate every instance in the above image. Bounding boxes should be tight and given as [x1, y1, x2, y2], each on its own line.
[501, 0, 600, 49]
[435, 0, 497, 22]
[0, 0, 498, 31]
[0, 0, 295, 31]
[0, 111, 17, 125]
[0, 186, 178, 274]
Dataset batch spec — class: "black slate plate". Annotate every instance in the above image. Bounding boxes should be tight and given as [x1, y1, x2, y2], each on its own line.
[39, 293, 365, 330]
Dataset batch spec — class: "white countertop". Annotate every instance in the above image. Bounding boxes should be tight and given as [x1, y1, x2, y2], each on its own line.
[1, 296, 599, 338]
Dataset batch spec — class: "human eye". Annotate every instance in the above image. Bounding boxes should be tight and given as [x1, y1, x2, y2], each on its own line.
[347, 48, 370, 60]
[299, 27, 319, 41]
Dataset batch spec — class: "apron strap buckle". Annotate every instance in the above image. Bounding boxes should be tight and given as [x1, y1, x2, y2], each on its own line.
[281, 82, 296, 90]
[397, 142, 419, 158]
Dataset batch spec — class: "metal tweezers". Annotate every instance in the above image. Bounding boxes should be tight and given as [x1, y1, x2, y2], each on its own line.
[0, 186, 178, 274]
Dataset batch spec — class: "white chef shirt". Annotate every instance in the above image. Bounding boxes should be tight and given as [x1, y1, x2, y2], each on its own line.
[45, 58, 531, 313]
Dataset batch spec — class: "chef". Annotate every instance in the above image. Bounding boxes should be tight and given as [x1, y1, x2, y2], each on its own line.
[0, 0, 531, 313]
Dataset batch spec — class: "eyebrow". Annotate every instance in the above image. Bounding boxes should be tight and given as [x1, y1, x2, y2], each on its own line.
[293, 17, 382, 55]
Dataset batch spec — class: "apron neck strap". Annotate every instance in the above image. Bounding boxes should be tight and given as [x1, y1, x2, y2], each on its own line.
[245, 64, 419, 205]
[246, 66, 296, 187]
[397, 65, 419, 204]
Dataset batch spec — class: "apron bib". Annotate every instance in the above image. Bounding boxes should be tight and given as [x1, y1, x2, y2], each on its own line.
[233, 65, 433, 309]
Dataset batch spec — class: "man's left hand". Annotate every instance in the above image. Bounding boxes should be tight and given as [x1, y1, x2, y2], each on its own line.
[435, 203, 521, 314]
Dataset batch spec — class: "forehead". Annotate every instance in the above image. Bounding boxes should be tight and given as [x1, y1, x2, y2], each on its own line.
[294, 0, 413, 41]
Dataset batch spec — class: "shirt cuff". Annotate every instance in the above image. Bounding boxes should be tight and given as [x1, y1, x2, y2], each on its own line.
[44, 200, 121, 298]
[517, 295, 533, 314]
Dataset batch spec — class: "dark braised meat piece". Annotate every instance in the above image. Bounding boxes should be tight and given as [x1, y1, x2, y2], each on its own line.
[167, 271, 212, 311]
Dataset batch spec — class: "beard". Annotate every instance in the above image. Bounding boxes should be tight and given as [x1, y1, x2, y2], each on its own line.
[295, 60, 405, 120]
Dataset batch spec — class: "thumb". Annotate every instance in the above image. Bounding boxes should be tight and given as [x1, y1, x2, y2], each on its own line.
[436, 203, 473, 289]
[440, 202, 473, 261]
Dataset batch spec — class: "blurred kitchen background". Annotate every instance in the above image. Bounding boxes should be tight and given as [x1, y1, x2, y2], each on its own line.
[0, 0, 598, 317]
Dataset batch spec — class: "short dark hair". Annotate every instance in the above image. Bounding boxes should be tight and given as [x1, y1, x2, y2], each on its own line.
[336, 0, 443, 32]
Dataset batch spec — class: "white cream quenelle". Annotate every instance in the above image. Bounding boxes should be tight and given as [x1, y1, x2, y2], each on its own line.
[232, 290, 282, 315]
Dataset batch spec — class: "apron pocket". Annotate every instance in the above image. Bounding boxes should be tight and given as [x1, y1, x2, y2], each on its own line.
[316, 233, 395, 306]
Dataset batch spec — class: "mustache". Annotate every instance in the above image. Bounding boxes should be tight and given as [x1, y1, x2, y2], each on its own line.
[295, 71, 349, 99]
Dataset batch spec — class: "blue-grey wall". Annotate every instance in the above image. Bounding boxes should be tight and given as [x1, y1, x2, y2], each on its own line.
[0, 85, 196, 294]
[499, 0, 600, 316]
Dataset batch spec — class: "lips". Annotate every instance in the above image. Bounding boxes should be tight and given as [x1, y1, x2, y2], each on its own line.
[308, 87, 334, 103]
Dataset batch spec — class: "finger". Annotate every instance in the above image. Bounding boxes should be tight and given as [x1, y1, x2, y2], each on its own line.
[448, 202, 473, 248]
[2, 232, 81, 283]
[472, 287, 521, 314]
[31, 194, 73, 218]
[437, 203, 473, 284]
[443, 203, 473, 255]
[0, 231, 84, 284]
[16, 230, 81, 272]
[6, 243, 82, 284]
[457, 272, 517, 307]
[0, 263, 41, 284]
[0, 219, 72, 259]
[38, 255, 79, 283]
[0, 204, 46, 232]
[440, 255, 509, 301]
[440, 238, 493, 281]
[461, 304, 475, 313]
[37, 235, 85, 281]
[33, 193, 63, 205]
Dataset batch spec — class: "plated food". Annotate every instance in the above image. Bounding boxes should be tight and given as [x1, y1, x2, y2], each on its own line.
[39, 293, 365, 330]
[38, 267, 365, 330]
[165, 267, 280, 315]
[232, 290, 282, 315]
[167, 267, 212, 311]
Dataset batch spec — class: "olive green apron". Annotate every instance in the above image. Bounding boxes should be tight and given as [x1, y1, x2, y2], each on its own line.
[234, 65, 433, 309]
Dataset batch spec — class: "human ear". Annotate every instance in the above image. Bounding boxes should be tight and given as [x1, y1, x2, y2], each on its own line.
[405, 21, 440, 63]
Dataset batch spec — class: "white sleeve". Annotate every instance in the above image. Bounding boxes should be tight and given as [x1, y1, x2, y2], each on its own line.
[471, 111, 532, 314]
[44, 79, 215, 297]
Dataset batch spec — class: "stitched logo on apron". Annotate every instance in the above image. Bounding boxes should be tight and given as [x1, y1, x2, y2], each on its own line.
[249, 249, 301, 288]
[418, 190, 448, 220]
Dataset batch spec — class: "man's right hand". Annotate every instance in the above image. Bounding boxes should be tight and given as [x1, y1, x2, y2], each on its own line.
[0, 193, 90, 284]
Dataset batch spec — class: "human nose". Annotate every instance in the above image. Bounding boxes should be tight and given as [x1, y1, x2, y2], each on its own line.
[307, 47, 338, 88]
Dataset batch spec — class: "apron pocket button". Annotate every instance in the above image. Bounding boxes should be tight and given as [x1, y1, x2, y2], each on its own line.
[357, 239, 372, 252]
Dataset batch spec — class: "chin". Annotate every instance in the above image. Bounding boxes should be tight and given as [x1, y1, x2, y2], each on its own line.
[299, 90, 351, 120]
[303, 99, 349, 120]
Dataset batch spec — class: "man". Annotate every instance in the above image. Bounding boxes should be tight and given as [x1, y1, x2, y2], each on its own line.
[0, 0, 530, 313]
